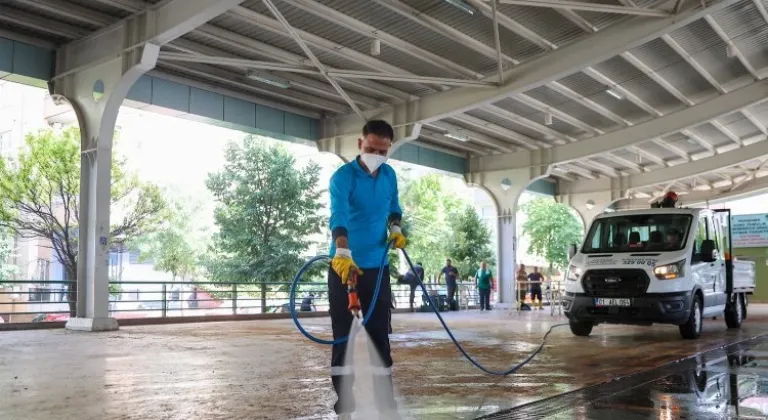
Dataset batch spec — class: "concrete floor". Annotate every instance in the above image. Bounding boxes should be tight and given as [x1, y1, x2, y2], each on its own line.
[2, 306, 768, 420]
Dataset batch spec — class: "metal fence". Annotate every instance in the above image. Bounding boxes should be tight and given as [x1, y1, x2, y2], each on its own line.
[0, 279, 481, 324]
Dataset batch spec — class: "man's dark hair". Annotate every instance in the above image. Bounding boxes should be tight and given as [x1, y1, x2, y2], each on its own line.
[363, 120, 394, 140]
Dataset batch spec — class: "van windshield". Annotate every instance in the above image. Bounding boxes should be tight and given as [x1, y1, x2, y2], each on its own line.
[582, 214, 692, 253]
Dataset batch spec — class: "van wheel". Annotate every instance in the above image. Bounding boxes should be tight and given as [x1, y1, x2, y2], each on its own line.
[680, 295, 702, 339]
[725, 293, 743, 329]
[569, 320, 593, 337]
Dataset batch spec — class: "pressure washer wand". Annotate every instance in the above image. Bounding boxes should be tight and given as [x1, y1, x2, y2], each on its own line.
[347, 271, 361, 318]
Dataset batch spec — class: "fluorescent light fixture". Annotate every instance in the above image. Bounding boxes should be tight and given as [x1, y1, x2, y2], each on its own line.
[544, 113, 553, 126]
[606, 89, 623, 100]
[371, 39, 381, 56]
[246, 72, 291, 89]
[445, 132, 470, 142]
[443, 0, 475, 15]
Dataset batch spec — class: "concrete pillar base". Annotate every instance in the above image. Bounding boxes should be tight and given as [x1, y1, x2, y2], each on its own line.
[65, 317, 119, 332]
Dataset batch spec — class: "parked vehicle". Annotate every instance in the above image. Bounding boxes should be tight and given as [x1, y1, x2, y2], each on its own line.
[563, 192, 755, 339]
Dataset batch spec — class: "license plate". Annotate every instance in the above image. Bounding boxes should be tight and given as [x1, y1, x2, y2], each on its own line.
[594, 298, 631, 307]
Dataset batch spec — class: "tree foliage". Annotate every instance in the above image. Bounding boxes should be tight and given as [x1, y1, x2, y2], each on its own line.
[0, 127, 167, 314]
[398, 173, 468, 278]
[132, 193, 208, 282]
[447, 205, 495, 279]
[204, 136, 325, 312]
[0, 229, 18, 287]
[520, 198, 583, 272]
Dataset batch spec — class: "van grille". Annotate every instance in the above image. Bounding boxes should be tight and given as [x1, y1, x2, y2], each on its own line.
[582, 269, 650, 297]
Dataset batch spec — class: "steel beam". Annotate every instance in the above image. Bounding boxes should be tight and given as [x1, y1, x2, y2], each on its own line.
[158, 61, 351, 113]
[13, 0, 114, 27]
[566, 139, 768, 194]
[158, 52, 321, 74]
[282, 1, 484, 79]
[653, 138, 690, 161]
[323, 0, 738, 138]
[326, 70, 497, 87]
[193, 25, 415, 102]
[453, 114, 545, 149]
[0, 5, 90, 39]
[514, 94, 601, 135]
[661, 34, 725, 93]
[56, 0, 246, 76]
[491, 0, 671, 16]
[620, 51, 694, 106]
[705, 15, 759, 79]
[227, 7, 440, 92]
[616, 174, 768, 208]
[420, 129, 492, 155]
[484, 104, 572, 144]
[426, 121, 515, 152]
[371, 0, 517, 64]
[465, 0, 557, 51]
[468, 81, 768, 172]
[262, 0, 364, 117]
[549, 81, 632, 126]
[583, 67, 663, 117]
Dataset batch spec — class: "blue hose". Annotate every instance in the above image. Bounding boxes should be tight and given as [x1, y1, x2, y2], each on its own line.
[290, 244, 567, 375]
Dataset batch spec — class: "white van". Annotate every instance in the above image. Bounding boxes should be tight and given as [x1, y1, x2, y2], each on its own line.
[563, 201, 755, 339]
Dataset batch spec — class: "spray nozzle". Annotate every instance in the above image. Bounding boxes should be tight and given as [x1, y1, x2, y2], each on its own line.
[347, 271, 361, 317]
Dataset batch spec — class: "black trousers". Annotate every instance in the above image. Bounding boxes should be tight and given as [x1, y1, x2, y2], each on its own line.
[447, 283, 457, 308]
[479, 288, 491, 310]
[530, 285, 543, 302]
[329, 266, 396, 414]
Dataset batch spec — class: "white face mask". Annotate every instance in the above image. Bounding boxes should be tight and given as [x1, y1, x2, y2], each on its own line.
[360, 153, 388, 173]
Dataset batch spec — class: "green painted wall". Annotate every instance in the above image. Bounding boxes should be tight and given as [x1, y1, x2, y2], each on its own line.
[0, 37, 54, 88]
[733, 247, 768, 302]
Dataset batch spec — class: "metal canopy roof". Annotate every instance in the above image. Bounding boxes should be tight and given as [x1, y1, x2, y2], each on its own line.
[3, 0, 768, 200]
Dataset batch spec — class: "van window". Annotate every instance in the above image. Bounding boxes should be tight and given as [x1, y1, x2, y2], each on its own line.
[590, 223, 602, 249]
[692, 216, 708, 263]
[708, 215, 720, 250]
[582, 214, 692, 253]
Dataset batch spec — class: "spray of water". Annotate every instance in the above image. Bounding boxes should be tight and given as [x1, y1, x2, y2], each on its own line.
[338, 318, 402, 419]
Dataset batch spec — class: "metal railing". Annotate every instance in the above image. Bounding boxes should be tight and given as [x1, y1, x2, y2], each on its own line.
[0, 279, 481, 324]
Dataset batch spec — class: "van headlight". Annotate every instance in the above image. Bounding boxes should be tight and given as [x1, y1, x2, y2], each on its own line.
[567, 265, 583, 282]
[653, 260, 686, 280]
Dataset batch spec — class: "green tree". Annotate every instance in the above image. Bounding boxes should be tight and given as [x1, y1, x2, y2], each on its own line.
[133, 193, 209, 282]
[0, 128, 167, 315]
[520, 198, 583, 274]
[398, 174, 469, 279]
[0, 229, 18, 287]
[447, 205, 495, 279]
[204, 136, 325, 313]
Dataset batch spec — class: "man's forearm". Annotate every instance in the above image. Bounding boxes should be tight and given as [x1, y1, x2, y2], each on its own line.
[335, 236, 349, 250]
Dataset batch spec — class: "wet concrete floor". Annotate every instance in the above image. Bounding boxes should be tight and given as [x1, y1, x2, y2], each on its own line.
[483, 334, 768, 419]
[2, 306, 768, 419]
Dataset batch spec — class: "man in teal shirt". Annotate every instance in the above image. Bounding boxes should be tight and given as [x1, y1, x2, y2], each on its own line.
[475, 261, 494, 311]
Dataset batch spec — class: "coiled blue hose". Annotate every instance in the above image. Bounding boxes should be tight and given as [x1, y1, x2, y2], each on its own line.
[289, 243, 567, 375]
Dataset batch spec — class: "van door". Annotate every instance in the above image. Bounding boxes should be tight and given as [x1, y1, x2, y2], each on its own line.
[708, 213, 727, 306]
[691, 213, 717, 307]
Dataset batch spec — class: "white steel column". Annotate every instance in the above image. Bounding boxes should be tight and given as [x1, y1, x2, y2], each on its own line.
[56, 43, 159, 332]
[465, 167, 548, 307]
[53, 0, 245, 332]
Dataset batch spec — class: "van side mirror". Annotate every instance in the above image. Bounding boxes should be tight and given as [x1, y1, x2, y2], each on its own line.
[568, 244, 577, 260]
[700, 240, 717, 263]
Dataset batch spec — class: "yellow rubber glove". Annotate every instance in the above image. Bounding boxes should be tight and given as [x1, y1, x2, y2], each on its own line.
[388, 225, 407, 249]
[331, 248, 363, 285]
